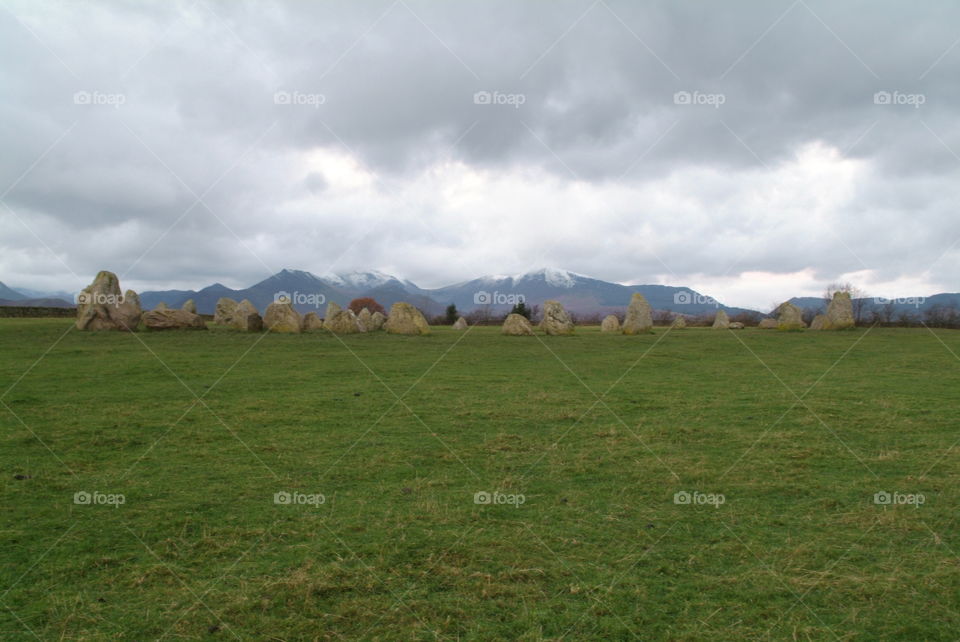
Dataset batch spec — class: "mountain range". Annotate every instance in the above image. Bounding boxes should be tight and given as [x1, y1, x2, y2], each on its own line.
[2, 270, 958, 319]
[127, 268, 759, 317]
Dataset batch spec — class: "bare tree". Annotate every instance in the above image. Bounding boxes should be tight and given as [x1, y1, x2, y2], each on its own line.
[824, 282, 869, 324]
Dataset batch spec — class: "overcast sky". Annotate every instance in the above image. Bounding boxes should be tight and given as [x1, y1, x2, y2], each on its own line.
[2, 0, 959, 308]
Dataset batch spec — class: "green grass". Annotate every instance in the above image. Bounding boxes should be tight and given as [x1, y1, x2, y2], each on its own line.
[1, 319, 958, 640]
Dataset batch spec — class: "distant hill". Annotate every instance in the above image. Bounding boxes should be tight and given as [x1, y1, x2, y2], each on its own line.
[0, 281, 27, 301]
[787, 293, 960, 318]
[0, 297, 74, 308]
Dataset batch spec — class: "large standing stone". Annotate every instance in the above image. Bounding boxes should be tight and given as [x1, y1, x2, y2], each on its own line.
[384, 302, 431, 335]
[76, 271, 142, 331]
[452, 316, 468, 330]
[810, 314, 827, 330]
[824, 292, 855, 329]
[264, 301, 301, 333]
[671, 315, 687, 329]
[113, 290, 143, 331]
[357, 307, 373, 332]
[712, 310, 730, 329]
[369, 311, 386, 331]
[622, 293, 653, 335]
[601, 315, 620, 332]
[325, 302, 342, 319]
[325, 308, 362, 334]
[301, 311, 325, 331]
[181, 299, 197, 314]
[215, 297, 262, 331]
[776, 302, 806, 330]
[234, 300, 263, 331]
[540, 300, 575, 335]
[214, 298, 238, 325]
[502, 313, 535, 336]
[143, 306, 206, 330]
[758, 318, 778, 329]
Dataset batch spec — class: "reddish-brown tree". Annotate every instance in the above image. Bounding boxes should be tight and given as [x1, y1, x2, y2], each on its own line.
[348, 297, 385, 316]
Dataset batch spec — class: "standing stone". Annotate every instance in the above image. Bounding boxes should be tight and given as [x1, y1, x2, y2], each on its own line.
[622, 293, 653, 335]
[301, 311, 325, 331]
[325, 302, 342, 319]
[369, 311, 386, 331]
[114, 290, 143, 331]
[143, 305, 206, 330]
[601, 315, 620, 332]
[264, 301, 301, 333]
[214, 298, 238, 325]
[357, 307, 373, 332]
[810, 314, 827, 330]
[452, 316, 468, 330]
[541, 300, 575, 335]
[776, 302, 806, 330]
[671, 315, 687, 329]
[824, 292, 855, 329]
[75, 271, 142, 331]
[384, 302, 431, 335]
[235, 300, 263, 331]
[758, 318, 778, 329]
[729, 321, 745, 329]
[325, 308, 362, 334]
[712, 310, 730, 329]
[502, 313, 535, 336]
[181, 299, 197, 314]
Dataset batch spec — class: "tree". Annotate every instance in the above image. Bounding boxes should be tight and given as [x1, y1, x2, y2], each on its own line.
[347, 297, 385, 316]
[824, 282, 868, 324]
[510, 301, 531, 319]
[445, 304, 459, 324]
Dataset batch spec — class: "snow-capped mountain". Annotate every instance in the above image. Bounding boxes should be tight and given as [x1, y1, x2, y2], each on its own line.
[136, 266, 753, 316]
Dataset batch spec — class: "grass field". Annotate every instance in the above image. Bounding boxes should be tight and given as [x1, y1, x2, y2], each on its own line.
[1, 318, 958, 640]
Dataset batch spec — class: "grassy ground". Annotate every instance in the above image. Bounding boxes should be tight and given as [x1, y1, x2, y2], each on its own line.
[1, 318, 958, 640]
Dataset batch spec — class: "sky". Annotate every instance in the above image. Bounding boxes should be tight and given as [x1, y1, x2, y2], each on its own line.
[2, 0, 959, 309]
